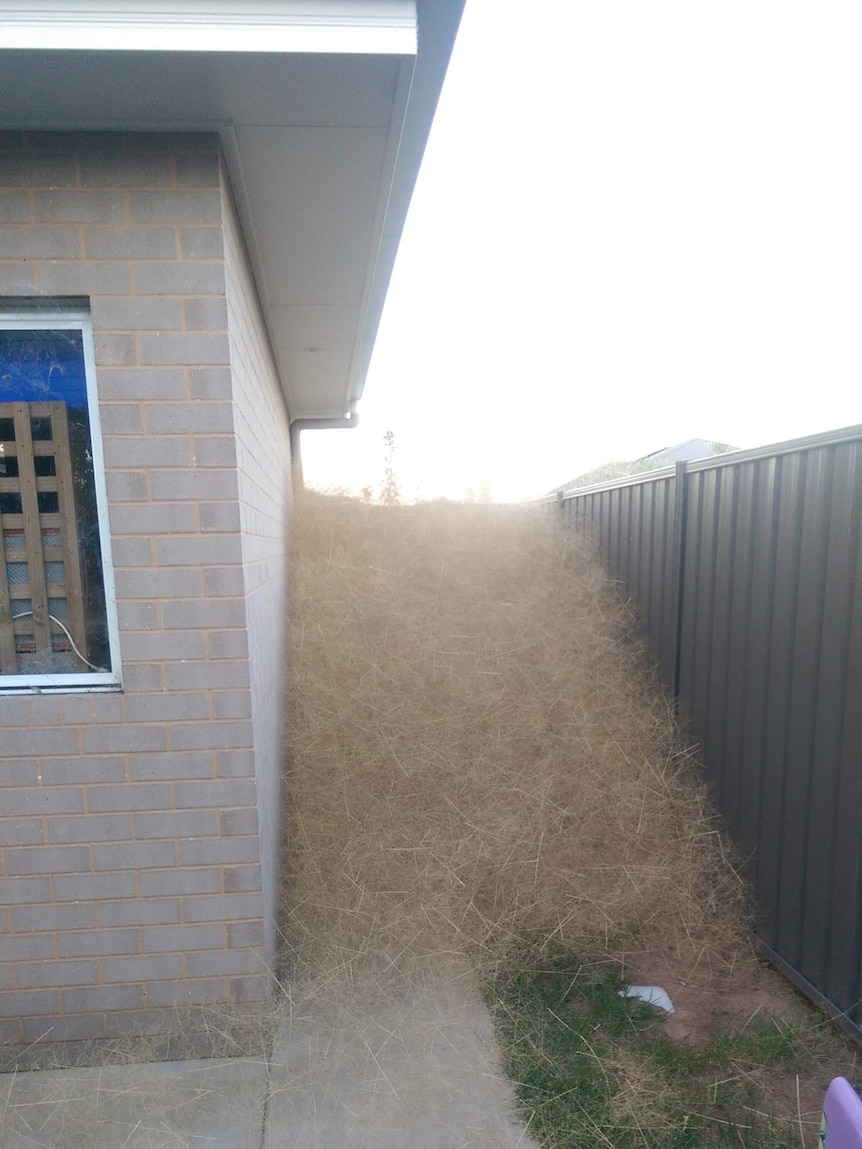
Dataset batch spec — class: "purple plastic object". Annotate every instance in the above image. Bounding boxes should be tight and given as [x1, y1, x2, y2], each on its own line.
[820, 1078, 862, 1148]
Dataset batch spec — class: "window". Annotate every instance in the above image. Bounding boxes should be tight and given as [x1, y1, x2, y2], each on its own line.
[0, 310, 120, 689]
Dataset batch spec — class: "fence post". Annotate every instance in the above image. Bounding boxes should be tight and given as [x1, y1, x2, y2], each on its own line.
[669, 460, 689, 701]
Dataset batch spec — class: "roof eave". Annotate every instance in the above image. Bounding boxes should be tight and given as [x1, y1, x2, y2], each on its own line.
[0, 0, 465, 423]
[343, 0, 465, 419]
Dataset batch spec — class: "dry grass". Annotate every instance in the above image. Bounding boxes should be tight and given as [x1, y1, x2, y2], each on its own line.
[0, 1003, 276, 1075]
[281, 492, 756, 1000]
[606, 1046, 676, 1131]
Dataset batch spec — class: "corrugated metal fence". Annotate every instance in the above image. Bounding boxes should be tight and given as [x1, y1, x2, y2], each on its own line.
[548, 425, 862, 1035]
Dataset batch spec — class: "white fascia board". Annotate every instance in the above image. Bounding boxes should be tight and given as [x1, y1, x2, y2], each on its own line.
[343, 0, 465, 415]
[0, 1, 416, 54]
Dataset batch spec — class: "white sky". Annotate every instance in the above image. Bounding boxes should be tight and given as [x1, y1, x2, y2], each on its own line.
[302, 0, 862, 502]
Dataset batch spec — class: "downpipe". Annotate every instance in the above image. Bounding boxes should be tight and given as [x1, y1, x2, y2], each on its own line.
[290, 409, 359, 487]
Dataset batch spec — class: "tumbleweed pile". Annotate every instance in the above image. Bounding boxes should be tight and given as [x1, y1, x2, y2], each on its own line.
[282, 494, 753, 997]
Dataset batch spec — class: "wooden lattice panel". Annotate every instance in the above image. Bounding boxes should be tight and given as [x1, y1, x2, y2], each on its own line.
[0, 401, 88, 675]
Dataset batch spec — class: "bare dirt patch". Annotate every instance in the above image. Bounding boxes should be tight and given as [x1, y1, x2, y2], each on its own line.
[622, 948, 858, 1141]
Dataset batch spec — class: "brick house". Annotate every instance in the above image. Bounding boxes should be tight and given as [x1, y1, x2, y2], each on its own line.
[0, 2, 463, 1044]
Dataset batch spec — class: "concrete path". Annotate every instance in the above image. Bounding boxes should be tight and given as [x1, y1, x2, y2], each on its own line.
[0, 1056, 268, 1147]
[0, 967, 540, 1148]
[265, 964, 539, 1148]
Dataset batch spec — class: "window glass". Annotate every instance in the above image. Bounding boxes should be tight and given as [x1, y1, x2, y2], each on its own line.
[0, 325, 114, 680]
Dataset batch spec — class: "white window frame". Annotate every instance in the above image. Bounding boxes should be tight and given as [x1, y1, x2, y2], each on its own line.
[0, 310, 122, 692]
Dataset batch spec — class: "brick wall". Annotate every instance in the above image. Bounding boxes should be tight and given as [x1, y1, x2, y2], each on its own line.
[220, 177, 292, 961]
[0, 133, 287, 1044]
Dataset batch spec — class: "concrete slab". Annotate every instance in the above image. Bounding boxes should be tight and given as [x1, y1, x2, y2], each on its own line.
[0, 1056, 268, 1148]
[264, 964, 540, 1148]
[0, 963, 539, 1148]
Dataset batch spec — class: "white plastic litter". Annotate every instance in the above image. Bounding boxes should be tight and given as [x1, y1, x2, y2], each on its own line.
[620, 985, 675, 1014]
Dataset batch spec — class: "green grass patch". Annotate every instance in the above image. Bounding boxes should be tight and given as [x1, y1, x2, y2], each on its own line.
[489, 948, 814, 1148]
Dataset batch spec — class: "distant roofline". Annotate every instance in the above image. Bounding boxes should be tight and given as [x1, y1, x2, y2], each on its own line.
[643, 437, 712, 459]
